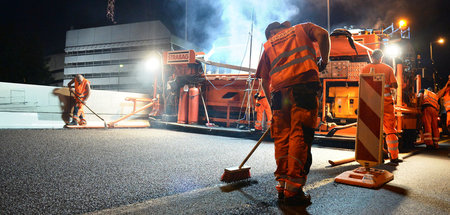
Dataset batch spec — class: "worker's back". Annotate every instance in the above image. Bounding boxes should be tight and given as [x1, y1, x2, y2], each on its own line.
[361, 63, 396, 95]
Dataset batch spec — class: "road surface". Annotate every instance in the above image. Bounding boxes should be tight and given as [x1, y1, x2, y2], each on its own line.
[0, 129, 449, 214]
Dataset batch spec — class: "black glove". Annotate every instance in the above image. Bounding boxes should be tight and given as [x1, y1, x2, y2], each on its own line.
[317, 58, 328, 72]
[254, 92, 259, 100]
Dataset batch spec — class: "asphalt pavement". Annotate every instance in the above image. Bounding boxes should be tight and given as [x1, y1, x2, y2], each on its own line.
[0, 129, 449, 214]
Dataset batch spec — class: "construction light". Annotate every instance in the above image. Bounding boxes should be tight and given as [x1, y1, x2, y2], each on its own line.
[385, 44, 401, 58]
[437, 38, 445, 44]
[144, 55, 161, 71]
[399, 19, 407, 29]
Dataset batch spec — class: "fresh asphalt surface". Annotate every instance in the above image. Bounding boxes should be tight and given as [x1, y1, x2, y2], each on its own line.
[0, 128, 449, 214]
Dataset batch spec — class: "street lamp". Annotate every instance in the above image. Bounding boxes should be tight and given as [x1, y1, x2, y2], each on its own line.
[429, 37, 445, 91]
[430, 37, 445, 64]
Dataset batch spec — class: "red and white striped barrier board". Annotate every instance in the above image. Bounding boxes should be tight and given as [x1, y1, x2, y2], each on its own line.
[334, 73, 393, 188]
[355, 73, 385, 168]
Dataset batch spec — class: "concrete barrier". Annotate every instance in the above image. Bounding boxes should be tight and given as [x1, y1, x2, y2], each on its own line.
[0, 82, 151, 128]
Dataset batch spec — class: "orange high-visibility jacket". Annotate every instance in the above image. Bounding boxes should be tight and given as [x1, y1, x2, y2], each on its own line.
[423, 89, 439, 110]
[263, 24, 319, 92]
[74, 78, 90, 100]
[360, 63, 397, 99]
[444, 88, 450, 111]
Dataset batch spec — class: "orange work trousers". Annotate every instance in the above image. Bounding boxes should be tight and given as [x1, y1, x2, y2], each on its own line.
[255, 97, 272, 130]
[384, 99, 399, 159]
[422, 106, 439, 146]
[271, 87, 318, 193]
[447, 111, 450, 130]
[444, 97, 450, 128]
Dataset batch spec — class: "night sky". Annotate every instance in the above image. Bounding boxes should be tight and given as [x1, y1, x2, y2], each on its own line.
[1, 0, 449, 85]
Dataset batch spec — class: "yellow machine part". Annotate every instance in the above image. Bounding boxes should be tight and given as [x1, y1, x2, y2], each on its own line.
[329, 86, 359, 119]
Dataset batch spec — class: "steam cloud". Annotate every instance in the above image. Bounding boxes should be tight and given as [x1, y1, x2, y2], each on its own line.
[171, 0, 437, 69]
[181, 0, 300, 69]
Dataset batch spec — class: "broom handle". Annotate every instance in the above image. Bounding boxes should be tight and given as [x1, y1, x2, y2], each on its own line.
[71, 90, 105, 122]
[199, 88, 210, 123]
[239, 128, 270, 169]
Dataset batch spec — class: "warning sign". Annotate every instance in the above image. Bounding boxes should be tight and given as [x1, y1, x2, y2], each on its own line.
[355, 73, 385, 168]
[334, 73, 393, 189]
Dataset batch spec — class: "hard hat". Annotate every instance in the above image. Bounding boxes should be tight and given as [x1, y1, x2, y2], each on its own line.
[265, 21, 291, 40]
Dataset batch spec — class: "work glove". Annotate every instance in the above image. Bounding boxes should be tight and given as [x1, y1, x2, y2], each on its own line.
[317, 58, 328, 72]
[254, 92, 260, 100]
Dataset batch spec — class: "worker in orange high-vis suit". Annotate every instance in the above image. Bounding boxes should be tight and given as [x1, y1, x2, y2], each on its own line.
[418, 80, 450, 149]
[361, 49, 401, 165]
[67, 74, 91, 125]
[254, 89, 272, 130]
[256, 21, 330, 205]
[443, 78, 450, 131]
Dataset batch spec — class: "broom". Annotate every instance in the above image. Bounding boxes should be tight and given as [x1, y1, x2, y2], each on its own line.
[71, 91, 108, 128]
[220, 128, 270, 183]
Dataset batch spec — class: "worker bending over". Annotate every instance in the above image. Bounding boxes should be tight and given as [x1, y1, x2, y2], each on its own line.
[418, 79, 450, 149]
[67, 74, 91, 125]
[361, 49, 401, 165]
[256, 21, 330, 205]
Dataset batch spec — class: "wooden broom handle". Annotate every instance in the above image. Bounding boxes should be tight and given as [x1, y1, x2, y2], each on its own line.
[239, 128, 270, 169]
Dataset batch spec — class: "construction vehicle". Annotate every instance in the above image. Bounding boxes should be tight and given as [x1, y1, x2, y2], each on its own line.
[149, 21, 429, 151]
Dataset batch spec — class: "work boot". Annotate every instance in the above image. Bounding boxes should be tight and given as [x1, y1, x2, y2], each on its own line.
[79, 119, 87, 126]
[390, 158, 403, 164]
[433, 143, 439, 149]
[425, 145, 434, 150]
[68, 120, 77, 125]
[386, 158, 402, 166]
[283, 190, 311, 205]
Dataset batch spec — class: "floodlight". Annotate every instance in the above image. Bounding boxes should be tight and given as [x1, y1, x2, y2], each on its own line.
[144, 55, 161, 71]
[399, 20, 407, 29]
[385, 44, 401, 58]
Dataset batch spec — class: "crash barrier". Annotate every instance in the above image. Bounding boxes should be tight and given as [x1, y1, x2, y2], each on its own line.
[335, 74, 394, 188]
[0, 82, 151, 128]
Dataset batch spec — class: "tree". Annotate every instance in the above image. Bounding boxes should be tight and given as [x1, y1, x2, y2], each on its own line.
[0, 25, 52, 85]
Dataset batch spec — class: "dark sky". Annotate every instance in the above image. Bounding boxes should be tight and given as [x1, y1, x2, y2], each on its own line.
[1, 0, 449, 84]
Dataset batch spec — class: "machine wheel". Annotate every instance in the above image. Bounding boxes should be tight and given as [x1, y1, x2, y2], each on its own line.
[399, 129, 417, 153]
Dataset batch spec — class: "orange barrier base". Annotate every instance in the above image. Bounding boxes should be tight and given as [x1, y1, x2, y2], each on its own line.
[335, 167, 393, 188]
[65, 125, 106, 129]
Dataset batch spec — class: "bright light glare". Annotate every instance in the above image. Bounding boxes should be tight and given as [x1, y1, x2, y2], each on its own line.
[399, 20, 407, 29]
[385, 45, 401, 58]
[438, 38, 445, 44]
[144, 56, 161, 71]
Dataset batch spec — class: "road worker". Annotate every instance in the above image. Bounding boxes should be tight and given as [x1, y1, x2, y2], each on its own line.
[418, 79, 450, 149]
[254, 89, 272, 131]
[256, 21, 330, 205]
[361, 49, 401, 165]
[67, 74, 91, 125]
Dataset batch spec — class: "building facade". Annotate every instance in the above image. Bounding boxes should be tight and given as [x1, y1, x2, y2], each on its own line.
[64, 21, 194, 93]
[47, 53, 65, 86]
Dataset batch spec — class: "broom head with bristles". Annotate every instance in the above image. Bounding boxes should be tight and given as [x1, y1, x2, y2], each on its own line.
[220, 166, 251, 183]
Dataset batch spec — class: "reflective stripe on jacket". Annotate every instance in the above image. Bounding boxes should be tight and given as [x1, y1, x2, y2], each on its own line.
[423, 89, 439, 110]
[74, 78, 90, 99]
[263, 24, 319, 92]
